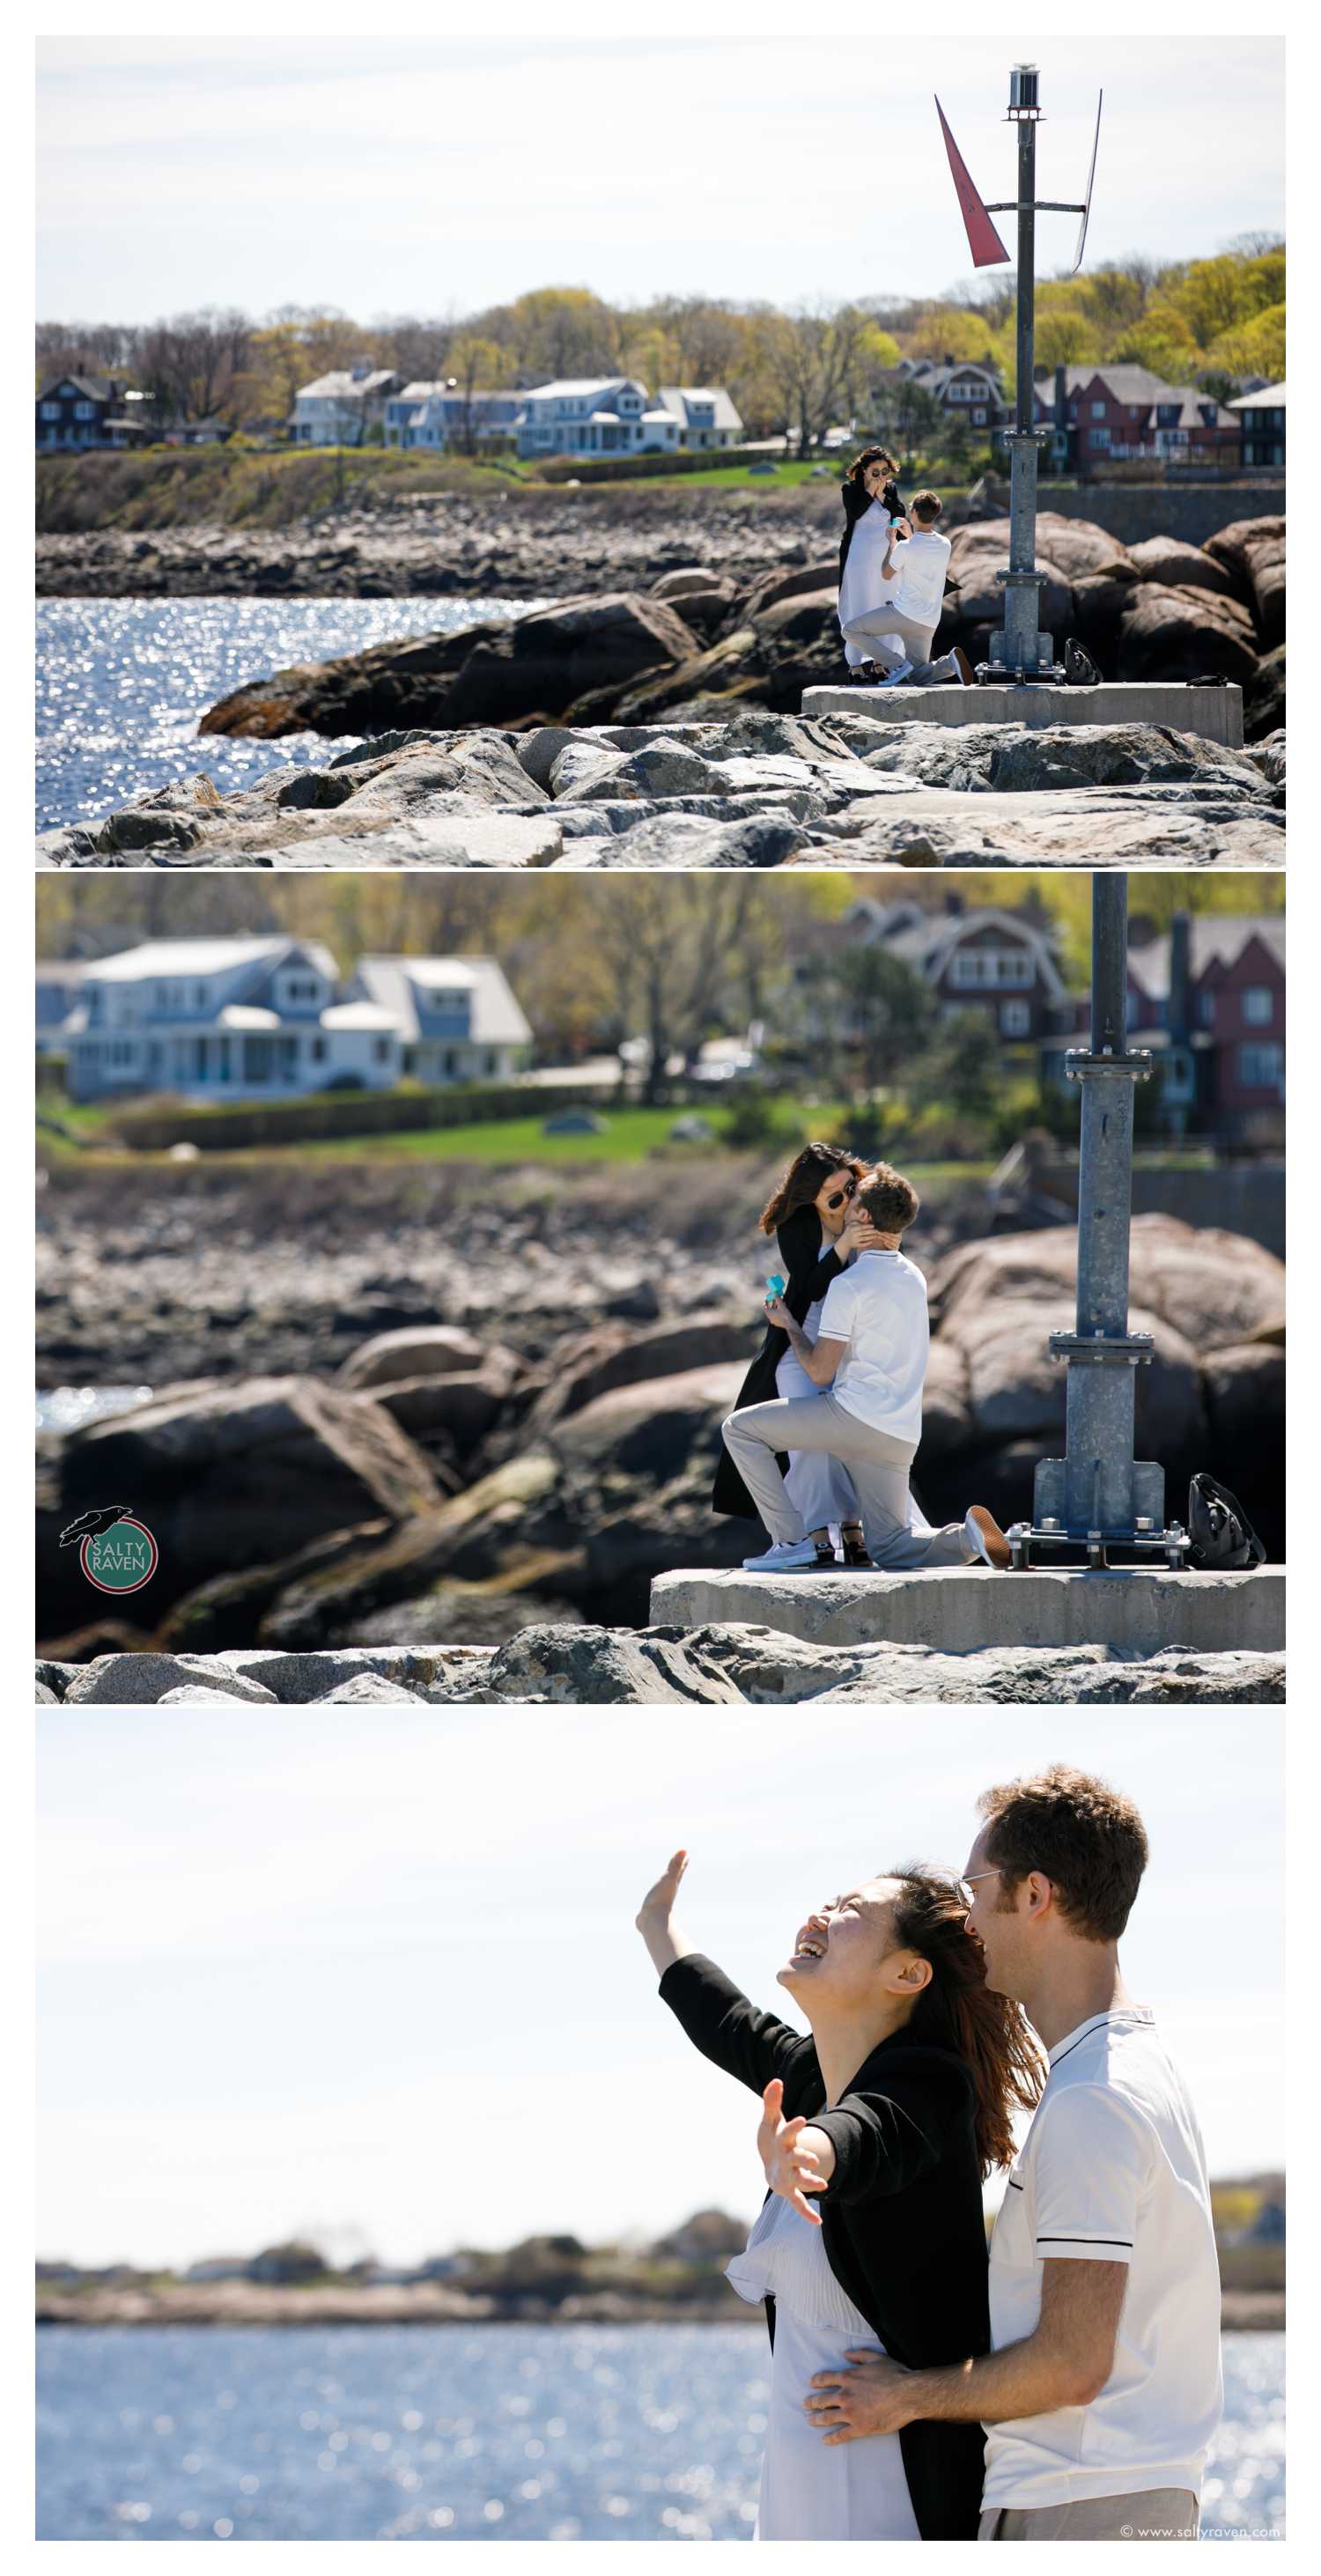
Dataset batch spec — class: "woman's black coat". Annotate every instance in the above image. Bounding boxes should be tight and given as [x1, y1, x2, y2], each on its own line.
[660, 1952, 991, 2543]
[711, 1202, 846, 1521]
[838, 475, 907, 588]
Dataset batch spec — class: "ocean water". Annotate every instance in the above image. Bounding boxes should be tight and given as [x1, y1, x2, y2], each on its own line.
[35, 597, 550, 830]
[35, 2323, 1284, 2543]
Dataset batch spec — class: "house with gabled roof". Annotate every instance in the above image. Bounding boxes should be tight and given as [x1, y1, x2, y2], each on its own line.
[347, 956, 532, 1083]
[45, 935, 532, 1103]
[292, 367, 404, 445]
[826, 893, 1070, 1044]
[382, 383, 523, 450]
[1031, 365, 1241, 475]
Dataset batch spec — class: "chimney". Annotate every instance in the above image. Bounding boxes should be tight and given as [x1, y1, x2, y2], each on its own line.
[1168, 912, 1192, 1042]
[944, 890, 964, 916]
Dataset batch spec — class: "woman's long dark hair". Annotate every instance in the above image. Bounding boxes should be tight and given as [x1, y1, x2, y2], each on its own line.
[845, 445, 899, 490]
[887, 1867, 1044, 2174]
[759, 1142, 867, 1237]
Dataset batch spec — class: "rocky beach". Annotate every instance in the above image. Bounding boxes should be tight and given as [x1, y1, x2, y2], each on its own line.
[36, 1162, 1284, 1701]
[34, 503, 1284, 868]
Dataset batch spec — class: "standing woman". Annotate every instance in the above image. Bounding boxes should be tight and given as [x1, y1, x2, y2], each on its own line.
[838, 448, 909, 672]
[637, 1849, 1043, 2542]
[712, 1143, 875, 1568]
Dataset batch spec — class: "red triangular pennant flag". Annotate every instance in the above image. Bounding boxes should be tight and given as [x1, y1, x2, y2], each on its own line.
[935, 97, 1010, 268]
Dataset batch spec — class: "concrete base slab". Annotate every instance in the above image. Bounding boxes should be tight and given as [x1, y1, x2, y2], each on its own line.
[649, 1566, 1283, 1657]
[801, 683, 1244, 749]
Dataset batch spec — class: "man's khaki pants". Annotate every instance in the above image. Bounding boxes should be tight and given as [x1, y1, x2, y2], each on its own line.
[720, 1391, 973, 1568]
[843, 600, 963, 683]
[978, 2489, 1199, 2541]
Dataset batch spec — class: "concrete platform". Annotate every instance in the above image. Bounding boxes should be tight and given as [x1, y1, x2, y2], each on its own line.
[801, 682, 1244, 749]
[649, 1567, 1283, 1657]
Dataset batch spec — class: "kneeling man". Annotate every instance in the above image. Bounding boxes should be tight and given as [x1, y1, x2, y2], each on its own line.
[721, 1163, 1009, 1573]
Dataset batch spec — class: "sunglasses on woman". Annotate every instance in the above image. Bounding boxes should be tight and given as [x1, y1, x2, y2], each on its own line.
[822, 1177, 857, 1212]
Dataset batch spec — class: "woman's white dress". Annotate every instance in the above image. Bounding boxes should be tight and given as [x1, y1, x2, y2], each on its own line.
[838, 498, 895, 668]
[727, 2192, 920, 2541]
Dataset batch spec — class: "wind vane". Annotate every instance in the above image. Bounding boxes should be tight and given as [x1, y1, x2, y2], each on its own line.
[934, 65, 1103, 682]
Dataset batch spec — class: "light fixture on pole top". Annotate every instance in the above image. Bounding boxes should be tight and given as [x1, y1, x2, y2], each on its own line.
[934, 64, 1103, 685]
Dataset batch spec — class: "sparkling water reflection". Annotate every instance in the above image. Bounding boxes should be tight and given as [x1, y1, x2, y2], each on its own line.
[35, 597, 550, 830]
[35, 2325, 1283, 2542]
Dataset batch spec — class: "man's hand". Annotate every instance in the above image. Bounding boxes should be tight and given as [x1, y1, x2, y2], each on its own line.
[636, 1849, 691, 1975]
[805, 2350, 919, 2443]
[757, 2078, 832, 2225]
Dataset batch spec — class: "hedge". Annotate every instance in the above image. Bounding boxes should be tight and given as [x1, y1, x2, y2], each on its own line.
[535, 445, 787, 485]
[108, 1080, 628, 1154]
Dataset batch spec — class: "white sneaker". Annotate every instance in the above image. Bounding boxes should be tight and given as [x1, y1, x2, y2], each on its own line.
[742, 1537, 824, 1573]
[875, 661, 913, 689]
[964, 1506, 1011, 1569]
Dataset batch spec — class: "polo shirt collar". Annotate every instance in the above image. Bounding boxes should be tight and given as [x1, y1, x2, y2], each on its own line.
[1047, 2004, 1155, 2069]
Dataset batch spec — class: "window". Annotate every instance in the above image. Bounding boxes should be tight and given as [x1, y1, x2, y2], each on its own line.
[373, 1039, 390, 1064]
[1198, 992, 1216, 1029]
[949, 947, 1033, 990]
[75, 400, 96, 420]
[972, 407, 986, 425]
[1242, 986, 1274, 1026]
[1091, 401, 1106, 420]
[1000, 998, 1031, 1037]
[1238, 1043, 1284, 1090]
[41, 400, 60, 418]
[1089, 427, 1111, 449]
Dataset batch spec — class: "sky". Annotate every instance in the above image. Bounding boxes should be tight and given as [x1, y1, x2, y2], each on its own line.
[35, 26, 1284, 325]
[37, 1705, 1282, 2271]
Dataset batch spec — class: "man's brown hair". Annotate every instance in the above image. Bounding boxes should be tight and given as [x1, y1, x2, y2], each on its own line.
[860, 1164, 919, 1235]
[978, 1764, 1149, 1944]
[909, 489, 942, 523]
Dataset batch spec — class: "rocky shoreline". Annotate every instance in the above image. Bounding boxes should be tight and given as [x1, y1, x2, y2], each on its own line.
[35, 2277, 1280, 2329]
[35, 1630, 1285, 1707]
[36, 506, 1284, 867]
[37, 1164, 1285, 1665]
[36, 709, 1285, 871]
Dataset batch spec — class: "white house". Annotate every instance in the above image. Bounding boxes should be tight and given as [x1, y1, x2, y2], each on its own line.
[347, 956, 533, 1083]
[382, 384, 523, 450]
[292, 367, 403, 445]
[514, 378, 742, 460]
[656, 386, 744, 449]
[47, 937, 532, 1103]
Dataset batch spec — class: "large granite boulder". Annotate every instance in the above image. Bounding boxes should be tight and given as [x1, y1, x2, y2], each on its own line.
[200, 594, 698, 737]
[39, 1376, 442, 1632]
[1115, 584, 1258, 684]
[1204, 516, 1286, 647]
[337, 1325, 493, 1388]
[1127, 535, 1236, 596]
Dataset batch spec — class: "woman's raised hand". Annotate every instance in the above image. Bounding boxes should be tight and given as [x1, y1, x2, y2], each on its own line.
[637, 1847, 688, 1930]
[758, 2078, 829, 2226]
[636, 1849, 692, 1975]
[840, 1211, 885, 1255]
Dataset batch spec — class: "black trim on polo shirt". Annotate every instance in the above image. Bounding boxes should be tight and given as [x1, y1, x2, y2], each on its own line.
[1037, 2234, 1133, 2248]
[1007, 2179, 1024, 2191]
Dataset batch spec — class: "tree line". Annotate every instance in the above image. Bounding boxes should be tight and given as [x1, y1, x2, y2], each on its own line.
[35, 241, 1283, 447]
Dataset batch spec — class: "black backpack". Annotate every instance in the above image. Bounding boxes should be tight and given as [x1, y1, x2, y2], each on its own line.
[1064, 638, 1101, 685]
[1187, 1473, 1266, 1569]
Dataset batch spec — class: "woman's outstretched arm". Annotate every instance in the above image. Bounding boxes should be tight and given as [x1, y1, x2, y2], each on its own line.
[636, 1848, 698, 1977]
[640, 1852, 811, 2099]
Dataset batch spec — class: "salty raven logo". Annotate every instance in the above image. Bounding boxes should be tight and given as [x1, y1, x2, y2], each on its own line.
[59, 1504, 136, 1549]
[60, 1507, 159, 1595]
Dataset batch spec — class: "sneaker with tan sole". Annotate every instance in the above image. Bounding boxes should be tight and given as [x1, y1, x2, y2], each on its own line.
[964, 1505, 1011, 1569]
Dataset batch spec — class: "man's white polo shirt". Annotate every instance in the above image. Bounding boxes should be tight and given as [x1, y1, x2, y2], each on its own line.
[981, 2007, 1223, 2511]
[817, 1249, 929, 1445]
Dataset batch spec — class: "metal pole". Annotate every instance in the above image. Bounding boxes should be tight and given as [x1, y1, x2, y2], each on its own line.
[1062, 879, 1138, 1534]
[989, 66, 1058, 683]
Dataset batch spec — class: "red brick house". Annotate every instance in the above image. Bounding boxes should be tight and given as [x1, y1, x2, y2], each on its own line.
[1044, 913, 1285, 1139]
[1032, 365, 1241, 476]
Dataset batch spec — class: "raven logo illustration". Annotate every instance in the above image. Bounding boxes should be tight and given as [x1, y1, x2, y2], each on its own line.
[59, 1505, 136, 1550]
